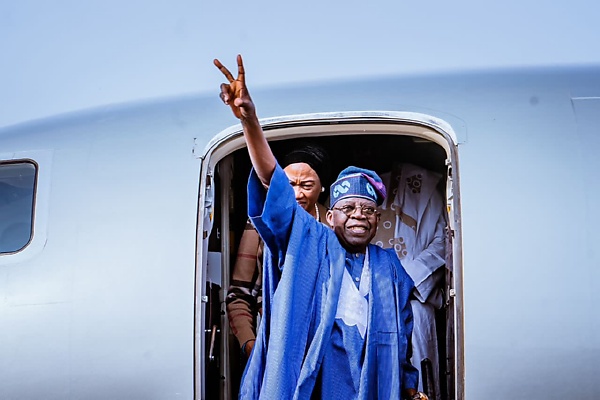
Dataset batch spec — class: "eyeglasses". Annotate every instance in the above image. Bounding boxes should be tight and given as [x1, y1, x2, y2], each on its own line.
[332, 204, 378, 216]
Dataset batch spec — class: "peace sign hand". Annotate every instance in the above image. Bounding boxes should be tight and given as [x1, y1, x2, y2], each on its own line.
[214, 54, 256, 121]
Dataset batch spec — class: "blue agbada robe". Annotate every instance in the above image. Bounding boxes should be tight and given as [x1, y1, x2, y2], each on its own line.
[240, 165, 419, 400]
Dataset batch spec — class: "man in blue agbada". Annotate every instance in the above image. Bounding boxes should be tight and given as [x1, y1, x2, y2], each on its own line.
[215, 55, 427, 400]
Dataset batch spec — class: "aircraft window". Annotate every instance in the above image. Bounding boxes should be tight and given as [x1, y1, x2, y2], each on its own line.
[0, 162, 36, 254]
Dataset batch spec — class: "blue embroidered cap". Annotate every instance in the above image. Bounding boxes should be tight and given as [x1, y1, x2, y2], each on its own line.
[330, 166, 386, 207]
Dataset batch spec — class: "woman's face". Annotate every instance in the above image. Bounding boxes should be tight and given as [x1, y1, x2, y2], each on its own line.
[283, 162, 322, 211]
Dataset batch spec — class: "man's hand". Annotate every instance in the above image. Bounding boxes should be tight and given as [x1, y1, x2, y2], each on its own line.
[403, 390, 429, 400]
[214, 54, 256, 121]
[214, 53, 276, 187]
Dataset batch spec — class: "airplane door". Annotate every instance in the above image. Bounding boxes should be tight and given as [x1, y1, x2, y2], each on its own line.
[197, 114, 463, 400]
[200, 154, 234, 400]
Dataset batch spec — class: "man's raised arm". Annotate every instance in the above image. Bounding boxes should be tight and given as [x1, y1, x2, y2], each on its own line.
[214, 54, 276, 187]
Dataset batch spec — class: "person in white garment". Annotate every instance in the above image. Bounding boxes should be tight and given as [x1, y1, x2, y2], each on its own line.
[371, 162, 447, 400]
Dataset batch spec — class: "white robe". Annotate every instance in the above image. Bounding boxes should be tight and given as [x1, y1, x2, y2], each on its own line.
[372, 163, 446, 400]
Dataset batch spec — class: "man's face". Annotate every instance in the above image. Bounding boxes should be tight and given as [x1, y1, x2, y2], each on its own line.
[326, 198, 379, 253]
[283, 162, 322, 212]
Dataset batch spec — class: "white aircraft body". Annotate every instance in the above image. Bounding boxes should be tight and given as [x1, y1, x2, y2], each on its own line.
[1, 64, 599, 399]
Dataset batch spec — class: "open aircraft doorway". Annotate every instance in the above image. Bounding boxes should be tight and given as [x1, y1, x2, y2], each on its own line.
[196, 112, 463, 400]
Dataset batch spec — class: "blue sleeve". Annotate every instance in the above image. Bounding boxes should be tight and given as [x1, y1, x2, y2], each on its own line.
[400, 292, 419, 391]
[391, 251, 420, 391]
[247, 164, 297, 261]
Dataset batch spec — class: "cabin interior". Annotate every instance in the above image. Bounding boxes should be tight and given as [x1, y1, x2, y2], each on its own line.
[202, 125, 457, 400]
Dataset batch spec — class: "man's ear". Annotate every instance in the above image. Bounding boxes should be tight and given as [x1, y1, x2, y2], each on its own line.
[326, 209, 334, 228]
